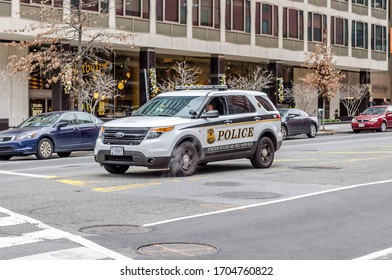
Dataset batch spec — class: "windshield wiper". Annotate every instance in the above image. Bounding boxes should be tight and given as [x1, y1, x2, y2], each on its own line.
[156, 114, 174, 117]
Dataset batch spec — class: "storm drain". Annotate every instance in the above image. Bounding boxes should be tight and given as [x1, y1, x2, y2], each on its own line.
[204, 181, 244, 187]
[79, 225, 152, 235]
[137, 242, 217, 257]
[218, 191, 281, 199]
[293, 166, 341, 171]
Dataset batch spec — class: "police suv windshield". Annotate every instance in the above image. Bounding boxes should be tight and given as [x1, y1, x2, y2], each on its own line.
[133, 96, 206, 118]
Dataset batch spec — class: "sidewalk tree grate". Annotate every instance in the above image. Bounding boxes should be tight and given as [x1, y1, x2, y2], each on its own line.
[137, 242, 218, 257]
[204, 181, 243, 187]
[218, 191, 281, 199]
[79, 225, 152, 235]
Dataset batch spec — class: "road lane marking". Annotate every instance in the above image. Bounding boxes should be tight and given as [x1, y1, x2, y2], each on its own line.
[143, 179, 392, 227]
[56, 179, 88, 186]
[0, 216, 26, 226]
[0, 206, 130, 260]
[355, 247, 392, 260]
[10, 163, 96, 172]
[12, 247, 110, 260]
[0, 170, 56, 179]
[92, 181, 161, 192]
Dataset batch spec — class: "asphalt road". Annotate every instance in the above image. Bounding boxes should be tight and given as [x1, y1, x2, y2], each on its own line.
[1, 131, 392, 260]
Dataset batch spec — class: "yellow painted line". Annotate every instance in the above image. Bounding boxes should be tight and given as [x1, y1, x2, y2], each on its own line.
[185, 176, 208, 181]
[93, 181, 161, 193]
[56, 179, 88, 187]
[275, 159, 317, 162]
[345, 155, 392, 162]
[166, 179, 181, 183]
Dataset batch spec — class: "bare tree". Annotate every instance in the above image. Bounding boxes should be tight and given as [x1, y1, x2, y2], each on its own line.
[299, 31, 345, 130]
[284, 83, 318, 115]
[79, 70, 121, 116]
[227, 66, 274, 91]
[339, 83, 368, 117]
[6, 0, 134, 110]
[158, 61, 202, 92]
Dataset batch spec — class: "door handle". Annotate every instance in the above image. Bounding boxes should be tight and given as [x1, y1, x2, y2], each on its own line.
[224, 120, 233, 124]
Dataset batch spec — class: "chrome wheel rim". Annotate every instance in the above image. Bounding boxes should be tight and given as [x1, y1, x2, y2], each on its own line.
[40, 141, 52, 158]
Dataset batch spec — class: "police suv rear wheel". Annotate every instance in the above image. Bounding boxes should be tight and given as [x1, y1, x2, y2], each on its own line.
[169, 141, 198, 177]
[250, 137, 274, 168]
[104, 164, 129, 174]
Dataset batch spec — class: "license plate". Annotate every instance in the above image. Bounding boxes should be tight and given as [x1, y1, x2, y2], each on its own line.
[110, 146, 124, 156]
[358, 123, 365, 127]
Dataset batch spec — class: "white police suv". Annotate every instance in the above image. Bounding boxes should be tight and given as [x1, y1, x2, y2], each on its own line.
[94, 86, 282, 176]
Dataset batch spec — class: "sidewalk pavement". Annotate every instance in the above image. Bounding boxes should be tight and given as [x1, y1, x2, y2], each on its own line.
[317, 122, 352, 136]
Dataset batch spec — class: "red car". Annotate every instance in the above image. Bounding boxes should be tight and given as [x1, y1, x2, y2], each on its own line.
[351, 105, 392, 133]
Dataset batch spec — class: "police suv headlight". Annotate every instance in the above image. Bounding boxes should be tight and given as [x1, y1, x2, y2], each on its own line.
[98, 127, 105, 140]
[145, 126, 174, 139]
[15, 131, 37, 140]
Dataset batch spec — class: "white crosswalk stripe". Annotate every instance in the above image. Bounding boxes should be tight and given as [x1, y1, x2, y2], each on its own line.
[0, 206, 131, 260]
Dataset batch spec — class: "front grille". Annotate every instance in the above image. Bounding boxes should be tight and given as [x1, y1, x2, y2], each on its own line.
[103, 127, 150, 145]
[358, 119, 369, 123]
[0, 147, 12, 152]
[0, 137, 13, 142]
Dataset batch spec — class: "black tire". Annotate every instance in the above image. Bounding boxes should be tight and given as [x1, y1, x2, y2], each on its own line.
[103, 164, 129, 174]
[378, 122, 387, 132]
[307, 123, 317, 138]
[250, 137, 275, 168]
[281, 125, 288, 140]
[36, 138, 53, 159]
[57, 152, 72, 158]
[0, 155, 12, 160]
[353, 130, 360, 133]
[169, 141, 198, 177]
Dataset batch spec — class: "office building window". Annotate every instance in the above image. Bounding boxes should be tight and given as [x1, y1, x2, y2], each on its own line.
[352, 0, 368, 6]
[156, 0, 186, 23]
[371, 24, 387, 51]
[116, 0, 149, 18]
[331, 17, 348, 46]
[226, 0, 250, 33]
[352, 21, 368, 49]
[371, 0, 386, 10]
[255, 3, 278, 36]
[283, 8, 303, 40]
[192, 0, 220, 28]
[308, 12, 326, 42]
[20, 0, 63, 7]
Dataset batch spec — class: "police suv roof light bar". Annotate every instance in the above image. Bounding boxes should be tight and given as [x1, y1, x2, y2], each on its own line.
[175, 85, 228, 91]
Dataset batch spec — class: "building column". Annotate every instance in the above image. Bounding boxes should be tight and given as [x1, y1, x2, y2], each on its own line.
[52, 44, 70, 111]
[268, 61, 282, 105]
[360, 69, 371, 112]
[210, 54, 225, 85]
[139, 48, 156, 105]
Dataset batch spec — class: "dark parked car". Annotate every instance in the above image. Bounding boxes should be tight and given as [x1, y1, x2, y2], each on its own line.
[0, 111, 103, 160]
[351, 105, 392, 133]
[278, 108, 318, 140]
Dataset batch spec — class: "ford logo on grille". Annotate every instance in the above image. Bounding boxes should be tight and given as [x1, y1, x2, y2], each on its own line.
[114, 132, 125, 138]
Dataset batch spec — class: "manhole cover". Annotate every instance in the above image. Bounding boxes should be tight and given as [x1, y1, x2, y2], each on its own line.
[205, 181, 243, 187]
[137, 243, 217, 257]
[218, 191, 281, 199]
[293, 166, 341, 171]
[80, 225, 152, 235]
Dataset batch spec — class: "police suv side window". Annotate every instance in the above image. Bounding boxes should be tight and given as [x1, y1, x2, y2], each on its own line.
[227, 95, 256, 114]
[255, 96, 275, 111]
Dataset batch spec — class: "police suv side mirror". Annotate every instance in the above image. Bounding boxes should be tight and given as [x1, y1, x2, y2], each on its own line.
[201, 110, 219, 118]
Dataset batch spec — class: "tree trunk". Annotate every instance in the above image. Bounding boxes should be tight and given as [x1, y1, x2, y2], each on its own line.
[322, 97, 326, 130]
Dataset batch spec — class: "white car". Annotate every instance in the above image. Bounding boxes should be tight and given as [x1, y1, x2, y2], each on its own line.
[94, 85, 283, 176]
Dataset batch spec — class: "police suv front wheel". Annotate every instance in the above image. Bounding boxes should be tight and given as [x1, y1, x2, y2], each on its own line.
[250, 137, 275, 168]
[104, 164, 129, 174]
[169, 141, 199, 177]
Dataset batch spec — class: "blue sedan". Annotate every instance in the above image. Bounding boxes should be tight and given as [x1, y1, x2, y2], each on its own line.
[0, 111, 103, 160]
